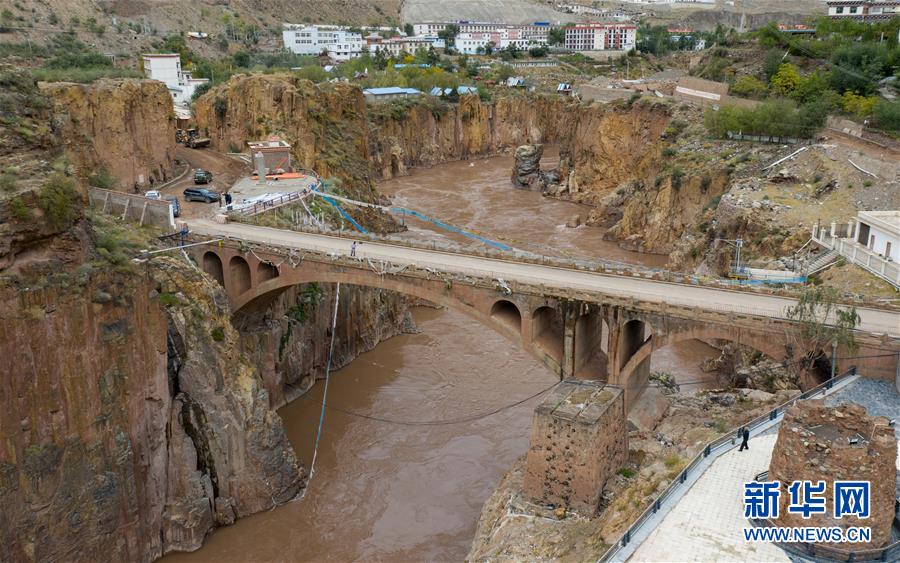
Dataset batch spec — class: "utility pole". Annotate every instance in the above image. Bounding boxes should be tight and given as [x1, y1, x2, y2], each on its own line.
[830, 339, 838, 382]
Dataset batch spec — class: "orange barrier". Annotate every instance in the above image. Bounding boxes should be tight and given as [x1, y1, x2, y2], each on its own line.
[250, 172, 309, 181]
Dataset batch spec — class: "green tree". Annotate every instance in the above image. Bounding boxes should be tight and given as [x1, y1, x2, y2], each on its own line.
[873, 99, 900, 132]
[404, 23, 414, 36]
[830, 43, 891, 95]
[548, 27, 566, 46]
[770, 63, 801, 97]
[437, 24, 459, 48]
[785, 286, 859, 373]
[729, 75, 768, 99]
[763, 49, 785, 81]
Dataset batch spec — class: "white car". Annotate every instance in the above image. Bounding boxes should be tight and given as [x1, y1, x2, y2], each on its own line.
[145, 190, 161, 200]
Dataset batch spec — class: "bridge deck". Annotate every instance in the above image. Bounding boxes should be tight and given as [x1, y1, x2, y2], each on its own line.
[190, 219, 899, 339]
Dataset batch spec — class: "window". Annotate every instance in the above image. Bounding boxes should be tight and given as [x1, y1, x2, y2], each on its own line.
[836, 6, 844, 13]
[849, 6, 858, 13]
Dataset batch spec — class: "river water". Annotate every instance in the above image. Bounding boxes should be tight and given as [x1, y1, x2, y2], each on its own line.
[167, 153, 718, 562]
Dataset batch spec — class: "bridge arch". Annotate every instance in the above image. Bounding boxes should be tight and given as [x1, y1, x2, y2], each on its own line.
[202, 251, 225, 287]
[230, 256, 252, 294]
[490, 300, 522, 335]
[532, 305, 563, 364]
[257, 261, 279, 283]
[616, 324, 788, 396]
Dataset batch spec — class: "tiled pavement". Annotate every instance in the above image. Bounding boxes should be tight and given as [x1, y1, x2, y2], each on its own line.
[629, 434, 791, 562]
[628, 377, 900, 562]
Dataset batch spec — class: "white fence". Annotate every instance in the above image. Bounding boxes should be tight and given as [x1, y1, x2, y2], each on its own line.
[812, 224, 899, 288]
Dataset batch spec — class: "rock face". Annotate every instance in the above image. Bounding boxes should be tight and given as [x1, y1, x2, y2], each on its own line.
[768, 400, 897, 549]
[0, 258, 303, 562]
[235, 283, 415, 409]
[42, 79, 176, 188]
[511, 144, 552, 191]
[194, 75, 376, 198]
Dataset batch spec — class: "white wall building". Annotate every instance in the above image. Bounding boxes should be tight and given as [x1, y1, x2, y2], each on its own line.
[366, 36, 432, 57]
[455, 27, 548, 54]
[812, 210, 900, 288]
[142, 53, 209, 107]
[564, 23, 636, 51]
[282, 24, 364, 61]
[412, 21, 550, 42]
[826, 1, 899, 21]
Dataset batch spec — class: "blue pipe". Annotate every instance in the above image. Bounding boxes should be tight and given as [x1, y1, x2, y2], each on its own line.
[390, 207, 512, 251]
[312, 184, 368, 234]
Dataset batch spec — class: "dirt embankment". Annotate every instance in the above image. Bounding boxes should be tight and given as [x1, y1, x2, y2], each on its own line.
[41, 79, 177, 188]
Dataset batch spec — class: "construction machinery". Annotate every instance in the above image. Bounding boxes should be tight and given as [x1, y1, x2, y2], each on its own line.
[176, 128, 211, 149]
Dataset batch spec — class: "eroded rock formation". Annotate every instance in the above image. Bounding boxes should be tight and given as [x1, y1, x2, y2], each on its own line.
[42, 79, 176, 188]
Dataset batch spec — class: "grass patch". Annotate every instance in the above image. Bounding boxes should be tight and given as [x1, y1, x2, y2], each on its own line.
[617, 467, 636, 479]
[210, 326, 225, 342]
[37, 173, 79, 229]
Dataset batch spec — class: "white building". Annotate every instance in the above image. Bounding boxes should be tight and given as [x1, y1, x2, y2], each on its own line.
[142, 53, 209, 107]
[812, 211, 900, 288]
[826, 1, 899, 21]
[564, 23, 636, 51]
[366, 36, 432, 58]
[282, 24, 364, 61]
[455, 27, 548, 54]
[412, 21, 550, 42]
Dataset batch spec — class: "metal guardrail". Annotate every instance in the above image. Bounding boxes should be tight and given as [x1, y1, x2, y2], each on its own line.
[229, 191, 305, 217]
[598, 368, 859, 563]
[750, 471, 900, 562]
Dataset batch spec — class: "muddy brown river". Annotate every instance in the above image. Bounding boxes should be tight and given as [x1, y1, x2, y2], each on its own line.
[167, 153, 718, 562]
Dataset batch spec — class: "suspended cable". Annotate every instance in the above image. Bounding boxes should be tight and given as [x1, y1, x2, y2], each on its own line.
[308, 282, 341, 481]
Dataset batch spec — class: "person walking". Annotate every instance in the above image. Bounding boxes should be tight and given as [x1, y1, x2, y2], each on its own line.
[738, 426, 750, 452]
[350, 241, 357, 257]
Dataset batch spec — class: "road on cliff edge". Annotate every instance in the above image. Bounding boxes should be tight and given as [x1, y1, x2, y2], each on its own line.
[189, 219, 900, 339]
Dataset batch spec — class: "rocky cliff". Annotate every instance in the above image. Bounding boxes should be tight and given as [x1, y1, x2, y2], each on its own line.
[42, 79, 176, 188]
[0, 255, 303, 561]
[194, 75, 377, 200]
[235, 283, 415, 409]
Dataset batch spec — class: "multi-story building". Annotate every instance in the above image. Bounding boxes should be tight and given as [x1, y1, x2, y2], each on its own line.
[454, 26, 549, 54]
[564, 23, 636, 51]
[366, 36, 432, 58]
[282, 24, 364, 61]
[412, 21, 550, 43]
[142, 53, 209, 107]
[825, 1, 899, 21]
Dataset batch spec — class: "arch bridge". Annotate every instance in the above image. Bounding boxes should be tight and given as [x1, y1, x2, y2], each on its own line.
[186, 223, 900, 409]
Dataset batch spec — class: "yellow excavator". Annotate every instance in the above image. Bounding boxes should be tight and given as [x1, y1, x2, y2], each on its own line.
[175, 128, 211, 149]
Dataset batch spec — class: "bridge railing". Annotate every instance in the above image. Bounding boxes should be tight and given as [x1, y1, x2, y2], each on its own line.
[597, 367, 859, 563]
[218, 221, 900, 313]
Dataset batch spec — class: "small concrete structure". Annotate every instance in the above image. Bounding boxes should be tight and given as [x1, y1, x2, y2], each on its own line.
[247, 140, 293, 174]
[523, 380, 626, 515]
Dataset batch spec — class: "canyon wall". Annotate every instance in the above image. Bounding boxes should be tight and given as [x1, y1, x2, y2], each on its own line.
[194, 75, 377, 198]
[0, 258, 303, 562]
[235, 283, 415, 409]
[42, 79, 176, 188]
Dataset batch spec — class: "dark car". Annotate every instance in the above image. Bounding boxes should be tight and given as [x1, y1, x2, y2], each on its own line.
[183, 188, 220, 203]
[164, 195, 181, 217]
[193, 169, 213, 184]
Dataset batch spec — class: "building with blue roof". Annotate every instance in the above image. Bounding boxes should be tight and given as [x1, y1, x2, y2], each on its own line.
[362, 87, 423, 103]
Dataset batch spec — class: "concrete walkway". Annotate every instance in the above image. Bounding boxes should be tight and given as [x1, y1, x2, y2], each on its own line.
[628, 434, 790, 563]
[189, 219, 900, 337]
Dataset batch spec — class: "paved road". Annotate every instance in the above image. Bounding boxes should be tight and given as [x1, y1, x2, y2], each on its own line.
[190, 219, 900, 338]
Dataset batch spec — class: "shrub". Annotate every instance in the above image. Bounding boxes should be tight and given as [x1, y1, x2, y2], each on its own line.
[729, 75, 768, 99]
[704, 98, 827, 138]
[872, 99, 900, 132]
[841, 91, 877, 118]
[210, 326, 225, 342]
[37, 173, 79, 229]
[87, 167, 117, 189]
[616, 467, 635, 479]
[8, 196, 30, 221]
[0, 173, 16, 192]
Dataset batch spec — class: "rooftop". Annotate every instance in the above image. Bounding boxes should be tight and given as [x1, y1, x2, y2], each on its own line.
[363, 87, 422, 96]
[859, 210, 900, 235]
[247, 140, 291, 150]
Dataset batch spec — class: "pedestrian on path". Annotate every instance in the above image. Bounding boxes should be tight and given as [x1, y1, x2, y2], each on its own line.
[738, 426, 750, 451]
[350, 241, 357, 257]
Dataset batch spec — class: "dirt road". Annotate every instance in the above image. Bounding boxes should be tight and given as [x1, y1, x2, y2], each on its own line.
[159, 146, 249, 219]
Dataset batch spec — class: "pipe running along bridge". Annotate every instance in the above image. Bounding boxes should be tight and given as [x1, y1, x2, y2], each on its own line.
[185, 219, 900, 409]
